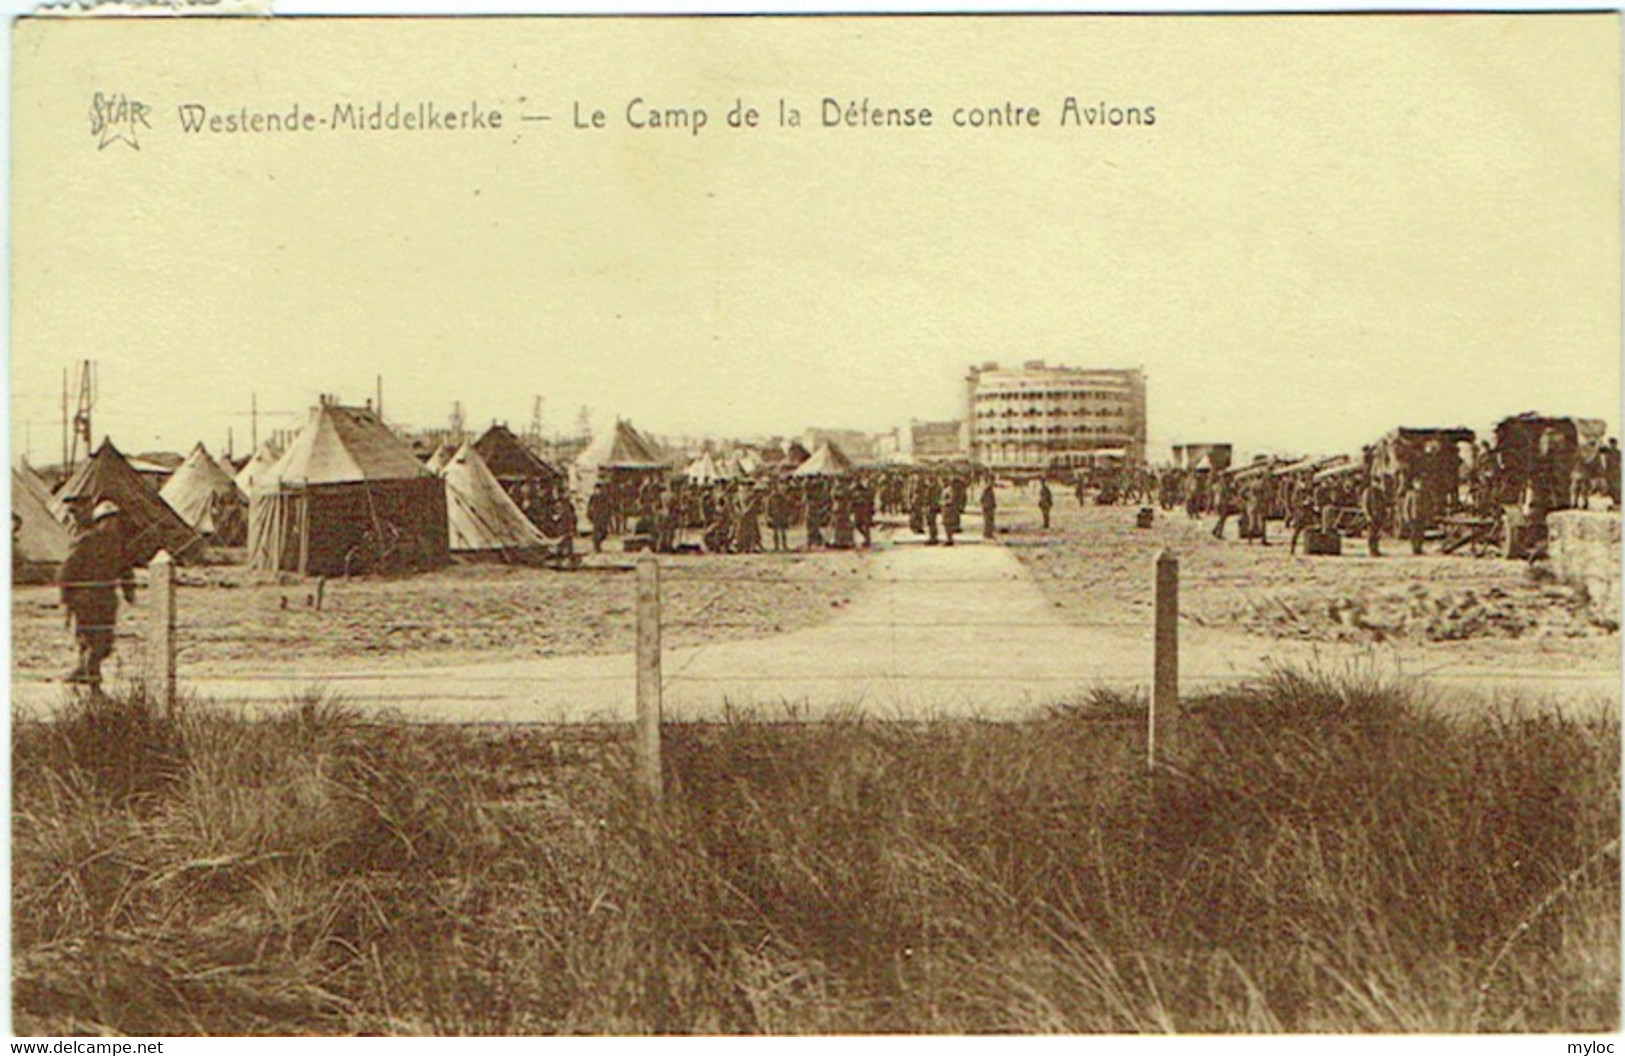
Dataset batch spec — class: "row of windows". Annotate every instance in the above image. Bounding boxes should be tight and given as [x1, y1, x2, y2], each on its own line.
[975, 388, 1136, 404]
[975, 406, 1133, 420]
[977, 443, 1138, 462]
[976, 423, 1133, 438]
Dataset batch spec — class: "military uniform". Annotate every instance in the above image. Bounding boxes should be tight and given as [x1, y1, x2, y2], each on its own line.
[587, 485, 613, 553]
[1361, 480, 1388, 557]
[59, 506, 136, 686]
[1038, 480, 1054, 529]
[980, 481, 997, 539]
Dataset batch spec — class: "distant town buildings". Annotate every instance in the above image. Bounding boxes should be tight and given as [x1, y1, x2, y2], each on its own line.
[909, 419, 965, 463]
[803, 427, 879, 464]
[965, 361, 1147, 472]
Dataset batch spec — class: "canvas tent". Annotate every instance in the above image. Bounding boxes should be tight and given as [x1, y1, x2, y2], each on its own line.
[473, 424, 564, 524]
[13, 465, 73, 584]
[683, 452, 727, 485]
[247, 400, 449, 576]
[423, 442, 453, 475]
[440, 444, 551, 560]
[161, 443, 249, 546]
[571, 418, 668, 497]
[791, 441, 855, 478]
[234, 438, 285, 495]
[55, 439, 203, 565]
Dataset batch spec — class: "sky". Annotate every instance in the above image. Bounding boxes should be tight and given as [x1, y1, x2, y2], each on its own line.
[9, 13, 1620, 466]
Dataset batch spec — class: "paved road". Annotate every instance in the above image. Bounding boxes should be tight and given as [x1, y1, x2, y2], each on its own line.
[15, 533, 1619, 722]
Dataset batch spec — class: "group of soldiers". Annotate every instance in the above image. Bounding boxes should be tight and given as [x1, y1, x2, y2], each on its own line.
[1127, 429, 1625, 558]
[578, 466, 1016, 554]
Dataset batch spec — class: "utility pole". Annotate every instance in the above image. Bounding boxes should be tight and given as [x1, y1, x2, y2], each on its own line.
[68, 360, 95, 470]
[450, 401, 466, 445]
[251, 392, 258, 451]
[528, 395, 544, 449]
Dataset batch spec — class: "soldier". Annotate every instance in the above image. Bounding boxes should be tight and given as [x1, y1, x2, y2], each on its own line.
[1038, 478, 1054, 529]
[1244, 475, 1270, 547]
[980, 478, 997, 539]
[587, 483, 613, 554]
[766, 482, 792, 552]
[551, 490, 578, 559]
[853, 477, 876, 549]
[807, 479, 830, 549]
[1607, 438, 1622, 509]
[1401, 476, 1425, 555]
[736, 486, 764, 554]
[831, 482, 856, 549]
[658, 484, 682, 553]
[1361, 476, 1388, 557]
[1211, 473, 1234, 540]
[59, 501, 137, 687]
[942, 477, 962, 546]
[922, 473, 942, 545]
[1288, 481, 1320, 555]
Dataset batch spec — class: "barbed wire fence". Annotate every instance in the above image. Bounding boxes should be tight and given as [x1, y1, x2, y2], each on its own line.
[19, 542, 1613, 807]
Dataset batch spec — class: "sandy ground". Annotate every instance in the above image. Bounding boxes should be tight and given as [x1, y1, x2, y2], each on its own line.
[1005, 486, 1618, 676]
[11, 487, 1618, 719]
[10, 529, 870, 681]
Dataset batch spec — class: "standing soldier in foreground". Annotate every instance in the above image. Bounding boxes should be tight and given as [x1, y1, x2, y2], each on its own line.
[980, 477, 997, 540]
[587, 483, 613, 554]
[1244, 475, 1270, 547]
[1400, 476, 1426, 555]
[853, 477, 876, 549]
[1038, 477, 1054, 530]
[766, 482, 792, 552]
[59, 501, 137, 687]
[1361, 474, 1389, 557]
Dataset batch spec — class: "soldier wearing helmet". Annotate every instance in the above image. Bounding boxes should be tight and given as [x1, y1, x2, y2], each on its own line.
[59, 500, 137, 687]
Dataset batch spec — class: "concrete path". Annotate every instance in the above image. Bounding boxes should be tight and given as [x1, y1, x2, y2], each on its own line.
[15, 534, 1619, 722]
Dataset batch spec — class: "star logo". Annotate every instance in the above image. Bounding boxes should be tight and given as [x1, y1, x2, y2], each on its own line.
[89, 92, 151, 151]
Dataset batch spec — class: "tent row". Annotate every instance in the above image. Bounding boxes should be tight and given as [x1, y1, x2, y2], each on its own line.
[14, 404, 868, 583]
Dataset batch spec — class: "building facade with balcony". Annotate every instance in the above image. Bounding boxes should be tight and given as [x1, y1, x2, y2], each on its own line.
[965, 361, 1147, 473]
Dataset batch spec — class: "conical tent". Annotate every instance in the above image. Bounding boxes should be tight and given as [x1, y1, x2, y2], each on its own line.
[440, 444, 550, 558]
[247, 401, 448, 576]
[473, 424, 563, 527]
[474, 424, 563, 484]
[13, 465, 73, 583]
[784, 441, 812, 467]
[234, 439, 284, 495]
[792, 442, 855, 478]
[574, 419, 666, 471]
[161, 443, 248, 545]
[571, 419, 668, 497]
[423, 442, 453, 475]
[684, 453, 723, 484]
[55, 440, 202, 565]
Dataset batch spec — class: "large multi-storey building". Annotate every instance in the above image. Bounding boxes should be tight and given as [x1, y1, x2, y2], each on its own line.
[965, 361, 1147, 472]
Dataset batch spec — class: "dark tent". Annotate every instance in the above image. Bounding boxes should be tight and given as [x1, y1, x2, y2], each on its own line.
[473, 424, 564, 525]
[247, 400, 449, 576]
[54, 439, 203, 565]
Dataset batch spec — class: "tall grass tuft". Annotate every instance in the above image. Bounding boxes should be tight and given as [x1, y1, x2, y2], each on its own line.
[12, 668, 1618, 1034]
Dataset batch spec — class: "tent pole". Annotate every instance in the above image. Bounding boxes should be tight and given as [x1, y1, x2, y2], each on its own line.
[298, 492, 310, 577]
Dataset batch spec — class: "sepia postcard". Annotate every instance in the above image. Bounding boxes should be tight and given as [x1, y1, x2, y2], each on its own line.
[7, 10, 1621, 1041]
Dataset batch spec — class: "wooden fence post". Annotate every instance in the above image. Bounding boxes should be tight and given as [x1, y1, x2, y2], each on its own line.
[636, 552, 664, 805]
[1149, 548, 1179, 769]
[148, 549, 177, 713]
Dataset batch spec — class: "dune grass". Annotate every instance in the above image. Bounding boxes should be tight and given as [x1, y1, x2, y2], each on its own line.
[11, 670, 1618, 1034]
